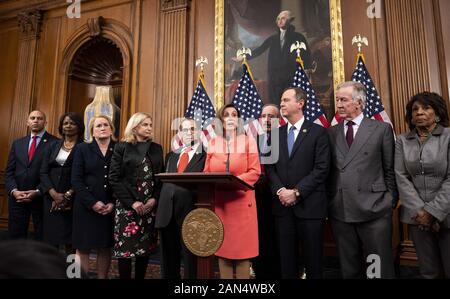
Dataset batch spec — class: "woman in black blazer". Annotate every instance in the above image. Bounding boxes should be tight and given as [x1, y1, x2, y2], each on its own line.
[40, 112, 84, 252]
[109, 112, 164, 279]
[72, 115, 116, 279]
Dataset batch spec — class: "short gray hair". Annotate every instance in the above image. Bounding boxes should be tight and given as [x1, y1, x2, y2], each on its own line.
[337, 81, 367, 109]
[262, 104, 280, 117]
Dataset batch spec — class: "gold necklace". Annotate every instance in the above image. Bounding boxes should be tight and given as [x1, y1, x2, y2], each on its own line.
[63, 141, 75, 150]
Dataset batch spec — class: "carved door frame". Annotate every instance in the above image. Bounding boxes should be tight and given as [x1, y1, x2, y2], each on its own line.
[54, 17, 133, 137]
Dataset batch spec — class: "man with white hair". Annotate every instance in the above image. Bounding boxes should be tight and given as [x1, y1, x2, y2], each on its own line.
[327, 81, 398, 278]
[245, 10, 311, 104]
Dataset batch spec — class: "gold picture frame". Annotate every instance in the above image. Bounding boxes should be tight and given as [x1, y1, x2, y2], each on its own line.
[214, 0, 345, 109]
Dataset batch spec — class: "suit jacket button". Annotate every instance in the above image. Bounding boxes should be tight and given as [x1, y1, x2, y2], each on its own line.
[340, 169, 345, 173]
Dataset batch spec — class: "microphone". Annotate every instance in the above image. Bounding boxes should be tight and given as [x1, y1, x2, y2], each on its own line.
[225, 135, 231, 173]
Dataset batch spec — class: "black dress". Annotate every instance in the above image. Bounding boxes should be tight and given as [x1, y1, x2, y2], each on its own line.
[40, 140, 77, 245]
[113, 155, 158, 257]
[71, 141, 115, 250]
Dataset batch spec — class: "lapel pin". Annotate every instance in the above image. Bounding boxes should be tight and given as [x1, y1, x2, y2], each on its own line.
[302, 129, 307, 133]
[43, 139, 47, 142]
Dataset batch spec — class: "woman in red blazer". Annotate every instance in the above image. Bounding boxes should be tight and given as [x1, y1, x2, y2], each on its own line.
[204, 103, 261, 279]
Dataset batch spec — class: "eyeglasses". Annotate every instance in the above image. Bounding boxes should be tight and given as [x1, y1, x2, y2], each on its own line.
[180, 127, 195, 133]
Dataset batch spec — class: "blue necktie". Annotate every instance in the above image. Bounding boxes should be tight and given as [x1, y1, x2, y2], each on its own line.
[287, 126, 296, 156]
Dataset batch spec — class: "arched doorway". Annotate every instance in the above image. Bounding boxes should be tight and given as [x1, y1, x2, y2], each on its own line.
[54, 17, 133, 139]
[66, 37, 123, 138]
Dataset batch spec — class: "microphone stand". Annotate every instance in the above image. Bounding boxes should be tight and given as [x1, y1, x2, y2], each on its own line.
[225, 135, 230, 173]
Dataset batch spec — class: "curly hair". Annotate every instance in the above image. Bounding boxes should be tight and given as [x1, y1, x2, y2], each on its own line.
[405, 92, 449, 130]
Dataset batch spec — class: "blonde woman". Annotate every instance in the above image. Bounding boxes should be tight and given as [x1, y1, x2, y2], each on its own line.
[72, 115, 116, 278]
[109, 112, 164, 279]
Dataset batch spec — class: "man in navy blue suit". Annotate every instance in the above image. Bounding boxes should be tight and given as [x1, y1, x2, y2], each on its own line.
[266, 87, 330, 279]
[155, 118, 206, 279]
[5, 110, 57, 240]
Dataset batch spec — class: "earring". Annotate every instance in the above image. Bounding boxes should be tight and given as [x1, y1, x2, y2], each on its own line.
[436, 116, 441, 123]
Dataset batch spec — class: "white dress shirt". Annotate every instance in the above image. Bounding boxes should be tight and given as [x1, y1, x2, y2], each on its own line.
[343, 113, 364, 138]
[287, 116, 305, 143]
[28, 129, 46, 150]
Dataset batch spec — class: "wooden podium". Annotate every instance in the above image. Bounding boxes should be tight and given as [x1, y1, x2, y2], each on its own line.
[155, 172, 254, 278]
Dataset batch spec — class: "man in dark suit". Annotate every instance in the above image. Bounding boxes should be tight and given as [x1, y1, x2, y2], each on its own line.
[155, 118, 206, 279]
[327, 81, 397, 279]
[266, 87, 330, 279]
[5, 110, 57, 240]
[252, 104, 281, 278]
[241, 10, 311, 104]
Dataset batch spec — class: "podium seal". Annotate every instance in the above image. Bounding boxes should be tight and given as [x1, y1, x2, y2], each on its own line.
[182, 208, 224, 257]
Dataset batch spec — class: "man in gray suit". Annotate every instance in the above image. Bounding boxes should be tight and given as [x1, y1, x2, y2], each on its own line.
[327, 81, 397, 278]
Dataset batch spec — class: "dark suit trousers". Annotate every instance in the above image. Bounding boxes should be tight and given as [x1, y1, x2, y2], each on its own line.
[160, 217, 196, 279]
[274, 212, 324, 279]
[252, 176, 281, 279]
[409, 225, 450, 278]
[331, 213, 395, 279]
[8, 196, 43, 240]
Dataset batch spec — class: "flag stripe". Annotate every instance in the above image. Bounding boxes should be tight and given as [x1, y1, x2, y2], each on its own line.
[291, 59, 330, 128]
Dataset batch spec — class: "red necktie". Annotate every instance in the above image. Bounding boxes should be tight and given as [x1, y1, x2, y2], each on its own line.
[177, 148, 191, 173]
[28, 135, 37, 162]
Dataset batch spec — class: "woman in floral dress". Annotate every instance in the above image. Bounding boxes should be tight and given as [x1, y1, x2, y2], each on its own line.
[109, 112, 164, 279]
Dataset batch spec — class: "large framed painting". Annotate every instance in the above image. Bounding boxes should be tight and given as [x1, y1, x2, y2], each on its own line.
[214, 0, 345, 120]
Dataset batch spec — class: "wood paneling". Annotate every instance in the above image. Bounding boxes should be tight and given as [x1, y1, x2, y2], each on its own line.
[0, 25, 19, 168]
[437, 0, 450, 103]
[385, 0, 431, 134]
[8, 10, 43, 145]
[154, 0, 191, 151]
[341, 0, 392, 125]
[192, 0, 215, 105]
[0, 171, 6, 229]
[135, 0, 159, 123]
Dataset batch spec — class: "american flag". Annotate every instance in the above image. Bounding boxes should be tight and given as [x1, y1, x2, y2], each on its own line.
[291, 59, 330, 128]
[232, 61, 264, 136]
[331, 54, 393, 127]
[172, 73, 216, 150]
